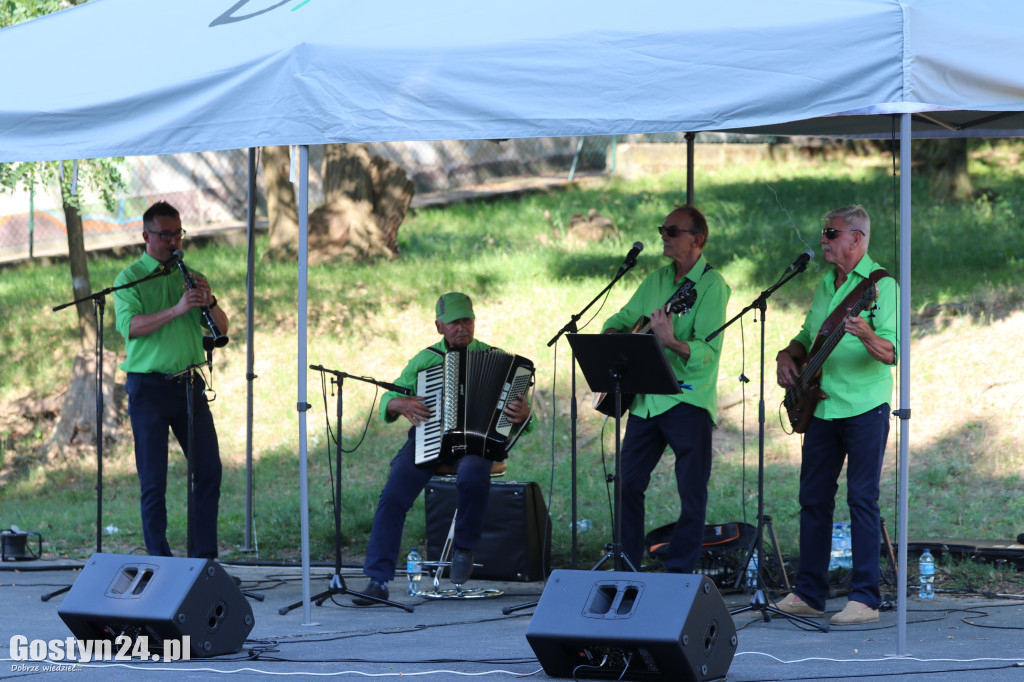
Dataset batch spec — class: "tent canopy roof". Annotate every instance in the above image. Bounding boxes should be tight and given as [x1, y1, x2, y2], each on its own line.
[2, 0, 1024, 162]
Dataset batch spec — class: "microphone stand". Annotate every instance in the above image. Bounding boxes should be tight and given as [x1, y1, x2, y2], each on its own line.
[164, 360, 213, 559]
[706, 260, 827, 631]
[502, 258, 637, 616]
[278, 365, 413, 614]
[547, 258, 637, 569]
[42, 266, 176, 602]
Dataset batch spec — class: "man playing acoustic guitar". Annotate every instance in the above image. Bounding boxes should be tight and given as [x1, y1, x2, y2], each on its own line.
[601, 205, 731, 574]
[775, 204, 899, 625]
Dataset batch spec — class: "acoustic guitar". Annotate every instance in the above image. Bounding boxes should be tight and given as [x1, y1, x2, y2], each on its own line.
[782, 283, 879, 434]
[591, 286, 698, 417]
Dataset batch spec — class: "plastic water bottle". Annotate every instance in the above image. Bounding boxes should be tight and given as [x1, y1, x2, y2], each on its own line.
[745, 550, 759, 593]
[839, 522, 852, 569]
[406, 547, 423, 596]
[918, 548, 935, 599]
[571, 519, 593, 533]
[829, 522, 852, 570]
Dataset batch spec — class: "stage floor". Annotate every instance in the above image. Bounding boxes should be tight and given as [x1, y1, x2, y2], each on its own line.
[2, 557, 1022, 681]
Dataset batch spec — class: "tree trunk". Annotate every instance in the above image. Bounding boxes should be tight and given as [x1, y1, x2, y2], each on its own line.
[41, 348, 120, 460]
[262, 145, 301, 262]
[62, 189, 96, 349]
[262, 143, 414, 263]
[43, 183, 116, 462]
[916, 138, 973, 203]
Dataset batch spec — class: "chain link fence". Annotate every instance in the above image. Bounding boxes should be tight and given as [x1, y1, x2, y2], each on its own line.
[0, 136, 617, 263]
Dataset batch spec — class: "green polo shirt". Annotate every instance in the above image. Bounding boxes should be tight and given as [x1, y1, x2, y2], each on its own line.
[601, 254, 731, 424]
[380, 338, 535, 436]
[113, 252, 207, 374]
[792, 252, 900, 419]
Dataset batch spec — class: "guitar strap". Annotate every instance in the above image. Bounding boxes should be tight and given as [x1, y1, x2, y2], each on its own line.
[808, 268, 891, 356]
[665, 263, 713, 308]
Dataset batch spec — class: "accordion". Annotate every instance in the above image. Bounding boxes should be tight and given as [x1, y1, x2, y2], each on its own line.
[414, 348, 535, 466]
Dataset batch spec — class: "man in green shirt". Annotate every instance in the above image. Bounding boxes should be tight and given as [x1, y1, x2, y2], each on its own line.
[775, 205, 899, 626]
[601, 205, 731, 574]
[353, 292, 533, 604]
[113, 201, 229, 559]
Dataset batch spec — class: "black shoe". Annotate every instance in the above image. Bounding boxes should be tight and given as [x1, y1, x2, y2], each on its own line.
[450, 548, 474, 584]
[352, 579, 388, 606]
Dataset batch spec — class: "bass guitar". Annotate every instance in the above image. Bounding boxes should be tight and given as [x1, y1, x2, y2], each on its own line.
[782, 282, 879, 434]
[591, 286, 698, 417]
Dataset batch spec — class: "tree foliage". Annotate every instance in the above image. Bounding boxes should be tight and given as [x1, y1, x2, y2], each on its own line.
[2, 0, 129, 456]
[1, 0, 78, 29]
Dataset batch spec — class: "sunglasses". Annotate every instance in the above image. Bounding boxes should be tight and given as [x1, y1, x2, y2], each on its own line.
[658, 225, 699, 238]
[147, 228, 186, 242]
[821, 227, 863, 240]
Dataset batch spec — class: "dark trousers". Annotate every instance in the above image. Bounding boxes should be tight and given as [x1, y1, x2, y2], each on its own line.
[793, 404, 890, 611]
[619, 402, 714, 573]
[126, 372, 222, 558]
[362, 429, 493, 583]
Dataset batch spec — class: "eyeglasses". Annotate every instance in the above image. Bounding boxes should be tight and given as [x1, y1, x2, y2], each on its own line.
[147, 229, 186, 241]
[821, 227, 863, 240]
[658, 225, 699, 238]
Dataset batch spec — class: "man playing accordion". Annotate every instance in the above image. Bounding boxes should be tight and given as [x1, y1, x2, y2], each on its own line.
[353, 292, 533, 604]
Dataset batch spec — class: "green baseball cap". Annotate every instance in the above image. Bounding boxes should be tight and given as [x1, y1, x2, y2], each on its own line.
[435, 292, 475, 324]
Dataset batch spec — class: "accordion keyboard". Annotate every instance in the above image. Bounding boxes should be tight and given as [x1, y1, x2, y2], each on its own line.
[414, 363, 445, 465]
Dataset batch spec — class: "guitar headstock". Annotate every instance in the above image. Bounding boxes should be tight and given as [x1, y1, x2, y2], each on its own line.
[668, 288, 698, 315]
[855, 283, 878, 314]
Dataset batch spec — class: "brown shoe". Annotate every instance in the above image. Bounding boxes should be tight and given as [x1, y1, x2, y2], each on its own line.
[776, 593, 824, 617]
[830, 600, 879, 625]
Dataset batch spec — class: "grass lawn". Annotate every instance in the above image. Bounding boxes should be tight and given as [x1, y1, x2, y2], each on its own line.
[2, 146, 1022, 594]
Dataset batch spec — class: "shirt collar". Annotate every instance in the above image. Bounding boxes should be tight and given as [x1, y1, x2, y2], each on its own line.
[141, 251, 162, 272]
[680, 253, 709, 283]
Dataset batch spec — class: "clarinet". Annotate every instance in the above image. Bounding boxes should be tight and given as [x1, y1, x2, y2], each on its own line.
[171, 249, 229, 348]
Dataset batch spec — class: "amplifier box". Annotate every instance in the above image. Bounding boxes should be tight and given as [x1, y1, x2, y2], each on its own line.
[425, 479, 550, 581]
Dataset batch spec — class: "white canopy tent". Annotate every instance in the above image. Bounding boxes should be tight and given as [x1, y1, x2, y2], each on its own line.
[3, 0, 1024, 159]
[4, 0, 1024, 651]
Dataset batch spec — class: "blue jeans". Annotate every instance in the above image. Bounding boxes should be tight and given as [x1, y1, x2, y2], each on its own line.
[126, 372, 222, 558]
[362, 430, 493, 583]
[793, 404, 890, 610]
[619, 402, 713, 573]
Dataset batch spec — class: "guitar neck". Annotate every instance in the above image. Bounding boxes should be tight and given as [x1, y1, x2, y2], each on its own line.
[797, 287, 876, 385]
[630, 300, 676, 336]
[799, 319, 847, 383]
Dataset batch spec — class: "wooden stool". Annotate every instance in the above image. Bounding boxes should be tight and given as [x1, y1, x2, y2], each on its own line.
[418, 460, 506, 600]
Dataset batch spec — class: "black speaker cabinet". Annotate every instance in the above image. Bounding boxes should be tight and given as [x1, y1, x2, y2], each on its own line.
[425, 479, 550, 581]
[526, 570, 737, 681]
[58, 553, 254, 658]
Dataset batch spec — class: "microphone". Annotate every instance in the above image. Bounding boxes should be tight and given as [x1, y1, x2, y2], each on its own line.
[155, 252, 181, 275]
[785, 248, 815, 273]
[618, 241, 644, 272]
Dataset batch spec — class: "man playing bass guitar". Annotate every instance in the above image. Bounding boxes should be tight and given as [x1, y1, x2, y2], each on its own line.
[775, 205, 899, 626]
[601, 205, 731, 574]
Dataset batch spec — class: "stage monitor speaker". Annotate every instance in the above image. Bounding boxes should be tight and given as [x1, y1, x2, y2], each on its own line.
[526, 570, 736, 681]
[58, 553, 254, 658]
[425, 479, 550, 581]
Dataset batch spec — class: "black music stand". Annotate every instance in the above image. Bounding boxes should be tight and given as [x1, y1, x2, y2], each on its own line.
[567, 333, 681, 572]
